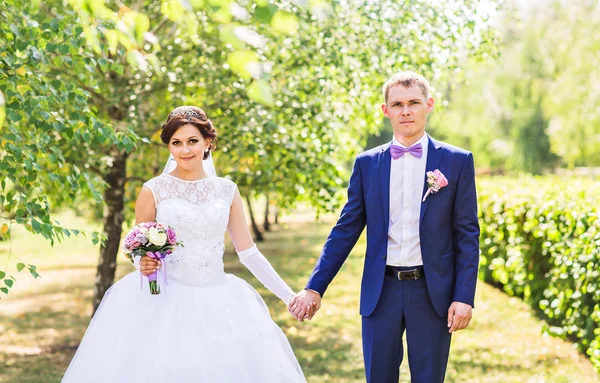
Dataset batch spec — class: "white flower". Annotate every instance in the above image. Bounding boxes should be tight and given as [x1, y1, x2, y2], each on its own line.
[148, 228, 167, 247]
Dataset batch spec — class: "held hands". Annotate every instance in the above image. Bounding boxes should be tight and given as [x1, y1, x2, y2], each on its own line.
[447, 301, 472, 333]
[139, 255, 162, 277]
[288, 290, 321, 322]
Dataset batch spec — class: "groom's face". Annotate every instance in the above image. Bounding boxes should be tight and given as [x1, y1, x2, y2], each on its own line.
[382, 85, 434, 142]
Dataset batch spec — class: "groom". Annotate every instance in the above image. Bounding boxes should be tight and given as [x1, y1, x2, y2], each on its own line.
[290, 71, 480, 382]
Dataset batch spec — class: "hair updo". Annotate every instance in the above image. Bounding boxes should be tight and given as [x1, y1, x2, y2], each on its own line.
[160, 106, 218, 160]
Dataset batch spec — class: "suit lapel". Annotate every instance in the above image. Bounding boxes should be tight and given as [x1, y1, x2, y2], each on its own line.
[420, 136, 443, 224]
[379, 142, 392, 234]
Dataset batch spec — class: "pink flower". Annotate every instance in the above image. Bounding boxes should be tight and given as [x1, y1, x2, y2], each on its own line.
[433, 169, 448, 188]
[125, 228, 138, 240]
[423, 169, 448, 202]
[166, 228, 177, 245]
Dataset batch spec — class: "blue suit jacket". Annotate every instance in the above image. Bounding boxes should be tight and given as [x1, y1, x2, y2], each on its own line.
[306, 136, 480, 317]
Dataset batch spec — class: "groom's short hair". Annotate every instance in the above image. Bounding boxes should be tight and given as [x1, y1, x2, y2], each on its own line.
[383, 71, 430, 103]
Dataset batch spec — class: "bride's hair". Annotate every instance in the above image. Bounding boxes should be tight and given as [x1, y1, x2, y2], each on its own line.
[160, 106, 218, 160]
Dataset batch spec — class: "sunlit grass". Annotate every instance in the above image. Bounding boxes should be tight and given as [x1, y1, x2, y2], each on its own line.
[1, 211, 598, 382]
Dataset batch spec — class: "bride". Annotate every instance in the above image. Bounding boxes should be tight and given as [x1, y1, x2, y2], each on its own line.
[62, 106, 312, 382]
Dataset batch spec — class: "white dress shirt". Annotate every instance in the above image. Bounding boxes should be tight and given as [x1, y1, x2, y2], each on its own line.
[386, 133, 429, 267]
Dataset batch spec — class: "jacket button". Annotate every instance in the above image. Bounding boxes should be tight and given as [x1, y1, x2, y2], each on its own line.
[382, 254, 386, 259]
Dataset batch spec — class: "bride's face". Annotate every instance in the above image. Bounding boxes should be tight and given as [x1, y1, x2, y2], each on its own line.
[168, 124, 211, 172]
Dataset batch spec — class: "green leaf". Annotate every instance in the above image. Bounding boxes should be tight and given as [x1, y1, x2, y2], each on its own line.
[4, 279, 13, 288]
[271, 11, 299, 36]
[135, 13, 150, 46]
[0, 90, 4, 128]
[248, 79, 274, 106]
[16, 85, 31, 95]
[105, 30, 119, 55]
[28, 264, 40, 279]
[31, 219, 42, 233]
[219, 26, 245, 50]
[0, 271, 5, 279]
[161, 1, 185, 22]
[0, 287, 8, 294]
[189, 0, 204, 8]
[212, 7, 232, 24]
[16, 263, 25, 272]
[126, 50, 147, 71]
[114, 64, 124, 76]
[254, 5, 277, 24]
[227, 50, 260, 81]
[98, 58, 109, 73]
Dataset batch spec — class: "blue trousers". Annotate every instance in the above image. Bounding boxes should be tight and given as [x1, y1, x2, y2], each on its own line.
[362, 272, 452, 383]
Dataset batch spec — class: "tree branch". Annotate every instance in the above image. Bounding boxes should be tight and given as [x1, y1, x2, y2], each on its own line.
[151, 17, 171, 36]
[52, 68, 108, 104]
[126, 176, 146, 184]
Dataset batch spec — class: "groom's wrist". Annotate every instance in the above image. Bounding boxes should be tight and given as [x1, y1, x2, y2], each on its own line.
[304, 288, 321, 297]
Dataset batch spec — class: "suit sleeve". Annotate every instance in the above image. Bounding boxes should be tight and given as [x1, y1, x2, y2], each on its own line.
[451, 152, 480, 307]
[305, 157, 367, 297]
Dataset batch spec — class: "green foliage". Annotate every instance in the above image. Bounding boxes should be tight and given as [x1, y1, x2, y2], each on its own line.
[478, 176, 600, 371]
[0, 0, 130, 238]
[1, 0, 498, 300]
[429, 0, 600, 172]
[0, 0, 133, 294]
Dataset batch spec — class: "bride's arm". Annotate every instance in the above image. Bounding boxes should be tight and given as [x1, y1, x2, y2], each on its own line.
[134, 186, 159, 276]
[135, 186, 156, 223]
[227, 188, 295, 305]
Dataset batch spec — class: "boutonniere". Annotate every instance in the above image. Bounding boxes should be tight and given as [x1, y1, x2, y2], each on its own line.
[422, 169, 448, 202]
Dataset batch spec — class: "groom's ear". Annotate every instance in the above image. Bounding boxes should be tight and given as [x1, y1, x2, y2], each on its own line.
[427, 97, 435, 113]
[381, 102, 389, 118]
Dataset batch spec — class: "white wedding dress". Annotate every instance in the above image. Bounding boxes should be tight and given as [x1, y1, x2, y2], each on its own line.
[62, 174, 306, 383]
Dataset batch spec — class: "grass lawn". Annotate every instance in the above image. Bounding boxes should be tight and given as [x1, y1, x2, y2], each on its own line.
[1, 210, 598, 382]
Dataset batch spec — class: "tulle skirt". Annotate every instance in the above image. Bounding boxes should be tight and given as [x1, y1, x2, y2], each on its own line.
[62, 272, 306, 383]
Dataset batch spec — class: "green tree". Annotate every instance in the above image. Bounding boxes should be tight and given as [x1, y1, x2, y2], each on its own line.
[1, 0, 497, 312]
[0, 1, 130, 294]
[429, 0, 600, 173]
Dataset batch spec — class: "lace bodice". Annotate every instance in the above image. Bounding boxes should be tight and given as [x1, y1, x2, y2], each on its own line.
[144, 174, 237, 286]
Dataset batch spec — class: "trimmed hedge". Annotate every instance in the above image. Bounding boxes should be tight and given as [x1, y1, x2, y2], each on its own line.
[478, 176, 600, 369]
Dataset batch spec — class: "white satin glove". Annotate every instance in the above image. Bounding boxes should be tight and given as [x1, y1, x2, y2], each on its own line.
[236, 244, 295, 305]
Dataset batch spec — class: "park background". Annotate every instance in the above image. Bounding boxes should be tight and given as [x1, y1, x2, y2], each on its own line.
[1, 0, 599, 382]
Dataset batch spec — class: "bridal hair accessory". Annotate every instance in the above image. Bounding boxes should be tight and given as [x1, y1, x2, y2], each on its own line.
[422, 169, 448, 202]
[167, 106, 205, 121]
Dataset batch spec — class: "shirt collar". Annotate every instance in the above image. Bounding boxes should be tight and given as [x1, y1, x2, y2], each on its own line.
[392, 132, 429, 149]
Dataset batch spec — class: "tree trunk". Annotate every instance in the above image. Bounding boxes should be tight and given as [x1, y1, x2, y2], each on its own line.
[274, 207, 279, 225]
[263, 194, 271, 232]
[245, 195, 264, 242]
[92, 149, 127, 316]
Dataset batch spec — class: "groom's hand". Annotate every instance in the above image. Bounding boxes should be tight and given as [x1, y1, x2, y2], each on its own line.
[447, 301, 472, 333]
[289, 290, 321, 322]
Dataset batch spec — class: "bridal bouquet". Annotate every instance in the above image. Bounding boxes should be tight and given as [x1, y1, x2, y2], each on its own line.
[122, 222, 181, 294]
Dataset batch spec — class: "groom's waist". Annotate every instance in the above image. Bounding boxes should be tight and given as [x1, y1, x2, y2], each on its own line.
[385, 265, 425, 281]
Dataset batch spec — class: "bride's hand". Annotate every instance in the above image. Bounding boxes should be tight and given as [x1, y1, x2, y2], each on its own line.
[139, 256, 161, 276]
